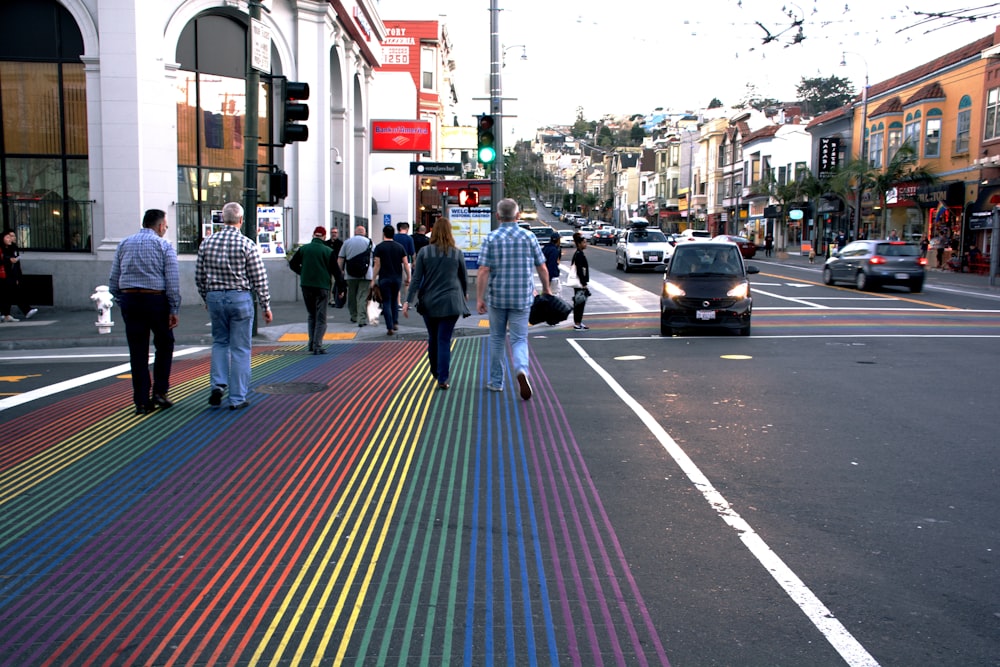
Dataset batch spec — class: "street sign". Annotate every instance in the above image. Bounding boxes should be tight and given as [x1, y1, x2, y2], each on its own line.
[409, 162, 462, 176]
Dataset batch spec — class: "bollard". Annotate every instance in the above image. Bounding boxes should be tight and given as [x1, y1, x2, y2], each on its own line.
[90, 285, 115, 334]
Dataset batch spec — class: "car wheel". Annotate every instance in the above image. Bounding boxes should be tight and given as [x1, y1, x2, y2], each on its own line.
[738, 323, 751, 337]
[910, 279, 924, 293]
[615, 255, 623, 271]
[622, 261, 631, 273]
[855, 271, 869, 291]
[822, 266, 834, 285]
[660, 320, 672, 336]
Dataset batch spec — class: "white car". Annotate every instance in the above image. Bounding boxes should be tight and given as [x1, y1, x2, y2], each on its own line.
[678, 228, 712, 242]
[557, 229, 576, 248]
[615, 222, 674, 272]
[578, 226, 595, 241]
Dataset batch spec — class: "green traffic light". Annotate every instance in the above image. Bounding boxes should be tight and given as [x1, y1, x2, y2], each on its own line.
[478, 145, 496, 164]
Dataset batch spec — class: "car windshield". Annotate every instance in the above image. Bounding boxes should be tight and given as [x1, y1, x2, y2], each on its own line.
[874, 243, 920, 257]
[670, 246, 743, 276]
[629, 230, 667, 243]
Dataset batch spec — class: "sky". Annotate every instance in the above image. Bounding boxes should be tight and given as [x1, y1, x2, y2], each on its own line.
[374, 0, 1000, 141]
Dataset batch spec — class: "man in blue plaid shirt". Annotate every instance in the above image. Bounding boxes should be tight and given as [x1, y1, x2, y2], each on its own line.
[108, 208, 181, 415]
[476, 198, 552, 400]
[195, 201, 272, 411]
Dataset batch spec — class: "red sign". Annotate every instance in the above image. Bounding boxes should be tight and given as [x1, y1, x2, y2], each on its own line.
[371, 120, 432, 152]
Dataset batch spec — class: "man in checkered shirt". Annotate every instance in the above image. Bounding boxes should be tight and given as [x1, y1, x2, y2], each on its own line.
[195, 201, 273, 411]
[476, 198, 552, 400]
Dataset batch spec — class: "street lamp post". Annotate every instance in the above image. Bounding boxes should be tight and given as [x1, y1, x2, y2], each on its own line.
[842, 51, 869, 240]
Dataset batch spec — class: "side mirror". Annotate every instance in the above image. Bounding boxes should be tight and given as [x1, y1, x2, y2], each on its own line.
[746, 265, 760, 275]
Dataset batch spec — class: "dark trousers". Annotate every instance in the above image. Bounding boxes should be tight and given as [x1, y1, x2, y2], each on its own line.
[0, 276, 31, 317]
[378, 277, 402, 331]
[572, 288, 588, 324]
[119, 292, 174, 407]
[422, 314, 459, 383]
[302, 286, 329, 350]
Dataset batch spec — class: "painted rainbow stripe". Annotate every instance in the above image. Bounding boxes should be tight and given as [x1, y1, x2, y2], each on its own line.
[0, 340, 668, 665]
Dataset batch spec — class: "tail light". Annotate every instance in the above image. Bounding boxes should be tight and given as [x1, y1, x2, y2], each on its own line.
[918, 257, 928, 266]
[869, 256, 886, 265]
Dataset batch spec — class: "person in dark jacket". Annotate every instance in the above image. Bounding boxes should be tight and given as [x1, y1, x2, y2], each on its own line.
[0, 228, 38, 322]
[324, 227, 346, 307]
[371, 225, 410, 335]
[542, 232, 562, 295]
[570, 232, 590, 330]
[289, 226, 337, 353]
[402, 218, 468, 389]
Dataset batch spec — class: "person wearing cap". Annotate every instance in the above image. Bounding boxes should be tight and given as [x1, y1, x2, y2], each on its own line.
[541, 231, 562, 296]
[289, 225, 338, 354]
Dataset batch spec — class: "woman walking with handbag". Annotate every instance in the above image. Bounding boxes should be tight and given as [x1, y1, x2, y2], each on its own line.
[402, 219, 469, 390]
[569, 232, 590, 330]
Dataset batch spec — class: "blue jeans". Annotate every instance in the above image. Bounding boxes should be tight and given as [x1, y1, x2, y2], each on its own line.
[378, 277, 402, 331]
[422, 314, 459, 383]
[487, 305, 529, 388]
[207, 290, 254, 406]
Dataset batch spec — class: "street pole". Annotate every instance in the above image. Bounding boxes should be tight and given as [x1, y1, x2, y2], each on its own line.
[243, 0, 261, 239]
[489, 0, 503, 205]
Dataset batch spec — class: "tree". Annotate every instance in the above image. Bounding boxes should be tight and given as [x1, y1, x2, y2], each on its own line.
[708, 98, 724, 109]
[572, 107, 594, 139]
[796, 75, 855, 113]
[737, 83, 781, 112]
[629, 122, 646, 145]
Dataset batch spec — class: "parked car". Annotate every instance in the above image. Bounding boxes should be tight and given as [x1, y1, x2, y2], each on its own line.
[578, 225, 596, 241]
[660, 241, 759, 337]
[592, 228, 616, 246]
[552, 208, 562, 218]
[822, 240, 926, 292]
[615, 221, 673, 272]
[712, 234, 757, 259]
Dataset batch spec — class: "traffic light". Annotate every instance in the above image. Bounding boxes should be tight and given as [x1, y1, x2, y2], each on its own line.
[270, 170, 288, 201]
[477, 114, 496, 164]
[277, 78, 310, 144]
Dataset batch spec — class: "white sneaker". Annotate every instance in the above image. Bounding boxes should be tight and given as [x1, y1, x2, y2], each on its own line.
[25, 308, 38, 320]
[3, 315, 18, 322]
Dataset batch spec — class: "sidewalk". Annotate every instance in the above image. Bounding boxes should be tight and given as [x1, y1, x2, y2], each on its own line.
[0, 253, 994, 350]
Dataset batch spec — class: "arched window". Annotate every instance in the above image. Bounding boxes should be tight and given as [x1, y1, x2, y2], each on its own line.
[955, 95, 972, 155]
[904, 110, 921, 152]
[0, 0, 89, 251]
[174, 13, 279, 253]
[869, 121, 885, 167]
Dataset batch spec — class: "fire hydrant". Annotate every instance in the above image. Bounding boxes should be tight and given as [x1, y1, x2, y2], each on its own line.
[91, 285, 115, 334]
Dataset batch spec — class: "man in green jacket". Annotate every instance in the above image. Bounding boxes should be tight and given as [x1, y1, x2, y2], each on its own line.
[290, 226, 338, 354]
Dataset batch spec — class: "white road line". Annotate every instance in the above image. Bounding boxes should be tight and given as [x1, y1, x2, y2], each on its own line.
[568, 338, 881, 667]
[752, 287, 832, 308]
[0, 347, 207, 412]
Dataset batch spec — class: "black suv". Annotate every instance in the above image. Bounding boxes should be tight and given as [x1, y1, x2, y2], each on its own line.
[823, 240, 926, 292]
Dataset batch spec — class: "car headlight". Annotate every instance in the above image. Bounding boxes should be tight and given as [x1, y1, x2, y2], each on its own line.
[727, 282, 750, 299]
[663, 281, 685, 298]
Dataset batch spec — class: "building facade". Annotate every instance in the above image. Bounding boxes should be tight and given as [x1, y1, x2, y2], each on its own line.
[0, 0, 385, 308]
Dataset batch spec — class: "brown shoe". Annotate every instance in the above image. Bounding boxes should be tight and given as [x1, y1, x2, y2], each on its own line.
[516, 371, 532, 400]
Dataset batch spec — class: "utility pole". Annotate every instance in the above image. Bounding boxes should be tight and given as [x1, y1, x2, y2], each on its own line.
[243, 0, 262, 239]
[489, 0, 503, 204]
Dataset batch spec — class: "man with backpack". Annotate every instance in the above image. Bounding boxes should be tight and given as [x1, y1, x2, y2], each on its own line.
[338, 225, 373, 326]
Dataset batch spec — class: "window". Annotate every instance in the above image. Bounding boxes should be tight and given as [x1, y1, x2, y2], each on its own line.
[869, 123, 884, 167]
[421, 47, 435, 90]
[175, 14, 278, 254]
[887, 122, 903, 162]
[904, 111, 921, 151]
[955, 96, 971, 154]
[0, 0, 90, 251]
[924, 111, 942, 158]
[777, 165, 787, 186]
[987, 87, 1000, 140]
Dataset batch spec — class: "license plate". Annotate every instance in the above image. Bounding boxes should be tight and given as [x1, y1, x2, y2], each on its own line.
[648, 255, 659, 261]
[894, 272, 909, 279]
[696, 309, 716, 321]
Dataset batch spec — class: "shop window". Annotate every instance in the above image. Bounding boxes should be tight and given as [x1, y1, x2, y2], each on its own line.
[0, 0, 90, 251]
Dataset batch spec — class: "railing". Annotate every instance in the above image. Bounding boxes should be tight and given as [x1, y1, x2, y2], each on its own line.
[1, 198, 94, 252]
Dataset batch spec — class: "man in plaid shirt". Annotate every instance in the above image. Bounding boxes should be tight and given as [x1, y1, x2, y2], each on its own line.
[195, 201, 273, 410]
[476, 198, 552, 400]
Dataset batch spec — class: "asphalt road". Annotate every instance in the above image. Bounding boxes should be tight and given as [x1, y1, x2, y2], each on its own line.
[1, 222, 998, 664]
